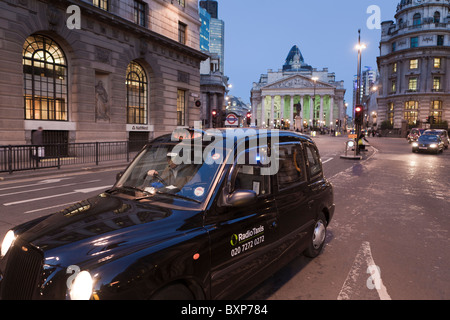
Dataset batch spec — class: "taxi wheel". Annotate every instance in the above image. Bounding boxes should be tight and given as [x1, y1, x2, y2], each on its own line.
[150, 283, 195, 300]
[304, 212, 327, 258]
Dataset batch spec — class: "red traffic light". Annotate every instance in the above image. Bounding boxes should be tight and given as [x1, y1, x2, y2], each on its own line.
[355, 106, 362, 112]
[212, 110, 217, 116]
[246, 112, 251, 118]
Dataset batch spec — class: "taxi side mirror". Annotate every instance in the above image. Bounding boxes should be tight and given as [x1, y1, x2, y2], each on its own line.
[227, 190, 257, 207]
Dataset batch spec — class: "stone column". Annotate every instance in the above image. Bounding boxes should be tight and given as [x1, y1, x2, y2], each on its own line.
[270, 95, 275, 128]
[261, 96, 266, 128]
[329, 96, 334, 128]
[310, 95, 314, 127]
[300, 95, 304, 131]
[319, 95, 324, 127]
[289, 95, 295, 130]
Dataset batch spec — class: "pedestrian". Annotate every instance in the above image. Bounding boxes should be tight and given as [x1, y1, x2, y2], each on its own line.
[357, 131, 368, 153]
[32, 127, 44, 161]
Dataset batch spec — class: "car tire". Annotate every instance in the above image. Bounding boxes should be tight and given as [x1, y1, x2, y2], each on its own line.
[150, 283, 195, 300]
[304, 212, 327, 258]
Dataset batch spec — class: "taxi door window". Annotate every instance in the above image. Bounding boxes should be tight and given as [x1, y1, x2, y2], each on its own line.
[305, 145, 322, 178]
[231, 148, 271, 196]
[277, 143, 306, 189]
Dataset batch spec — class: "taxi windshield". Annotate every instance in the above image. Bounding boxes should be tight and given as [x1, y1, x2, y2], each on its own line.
[114, 136, 230, 207]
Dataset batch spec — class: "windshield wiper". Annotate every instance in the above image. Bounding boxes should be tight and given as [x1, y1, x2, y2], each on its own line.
[111, 185, 150, 194]
[136, 191, 201, 204]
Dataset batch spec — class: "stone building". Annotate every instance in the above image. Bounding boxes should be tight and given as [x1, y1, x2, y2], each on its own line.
[377, 0, 450, 130]
[251, 45, 346, 131]
[0, 0, 207, 145]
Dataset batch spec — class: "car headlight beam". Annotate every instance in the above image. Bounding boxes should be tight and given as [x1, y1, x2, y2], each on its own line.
[429, 144, 437, 148]
[1, 230, 16, 257]
[412, 142, 418, 147]
[69, 270, 94, 300]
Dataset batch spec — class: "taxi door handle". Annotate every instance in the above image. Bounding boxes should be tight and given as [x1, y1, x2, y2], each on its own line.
[268, 219, 278, 229]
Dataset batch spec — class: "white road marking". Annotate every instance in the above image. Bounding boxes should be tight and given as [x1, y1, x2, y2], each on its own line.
[0, 180, 101, 197]
[24, 202, 77, 214]
[337, 241, 391, 300]
[3, 185, 110, 206]
[322, 157, 333, 164]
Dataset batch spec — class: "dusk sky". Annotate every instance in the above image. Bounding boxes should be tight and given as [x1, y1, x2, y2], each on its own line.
[218, 0, 399, 114]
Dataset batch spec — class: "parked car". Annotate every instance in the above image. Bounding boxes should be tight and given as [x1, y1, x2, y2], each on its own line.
[412, 134, 444, 154]
[407, 128, 425, 143]
[422, 129, 449, 149]
[0, 129, 334, 300]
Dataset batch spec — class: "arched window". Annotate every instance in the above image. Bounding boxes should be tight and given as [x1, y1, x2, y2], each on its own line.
[23, 35, 68, 121]
[433, 11, 441, 23]
[126, 61, 148, 124]
[413, 13, 421, 26]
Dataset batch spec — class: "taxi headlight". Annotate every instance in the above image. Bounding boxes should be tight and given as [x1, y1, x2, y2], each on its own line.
[430, 144, 437, 148]
[1, 230, 16, 257]
[70, 270, 94, 300]
[412, 142, 418, 147]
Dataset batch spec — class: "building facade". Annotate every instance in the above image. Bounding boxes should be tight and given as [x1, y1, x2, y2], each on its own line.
[377, 0, 450, 130]
[251, 46, 346, 131]
[0, 0, 207, 145]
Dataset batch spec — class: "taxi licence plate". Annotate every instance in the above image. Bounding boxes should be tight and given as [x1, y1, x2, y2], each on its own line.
[419, 147, 428, 149]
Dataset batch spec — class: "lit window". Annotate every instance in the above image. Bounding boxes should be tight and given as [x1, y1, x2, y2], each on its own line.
[392, 63, 397, 73]
[177, 89, 186, 126]
[433, 58, 441, 68]
[23, 35, 68, 121]
[391, 80, 396, 93]
[404, 101, 418, 125]
[126, 61, 148, 125]
[93, 0, 108, 11]
[176, 0, 185, 7]
[410, 59, 419, 69]
[408, 78, 418, 91]
[433, 77, 441, 91]
[431, 101, 442, 123]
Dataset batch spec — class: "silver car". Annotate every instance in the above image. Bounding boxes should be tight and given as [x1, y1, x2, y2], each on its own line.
[423, 129, 449, 149]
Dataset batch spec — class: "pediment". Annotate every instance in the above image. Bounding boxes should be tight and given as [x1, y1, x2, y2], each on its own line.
[263, 75, 333, 90]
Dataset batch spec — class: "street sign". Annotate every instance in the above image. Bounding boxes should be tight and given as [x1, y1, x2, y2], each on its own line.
[225, 113, 239, 127]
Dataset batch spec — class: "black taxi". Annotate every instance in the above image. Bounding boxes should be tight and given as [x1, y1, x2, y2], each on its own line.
[0, 128, 334, 300]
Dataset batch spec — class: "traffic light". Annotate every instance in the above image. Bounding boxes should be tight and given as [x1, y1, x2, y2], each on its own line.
[212, 110, 218, 128]
[354, 105, 363, 125]
[426, 116, 430, 124]
[430, 115, 435, 124]
[246, 112, 251, 125]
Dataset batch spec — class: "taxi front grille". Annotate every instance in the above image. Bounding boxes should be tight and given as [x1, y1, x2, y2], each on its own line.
[1, 241, 43, 300]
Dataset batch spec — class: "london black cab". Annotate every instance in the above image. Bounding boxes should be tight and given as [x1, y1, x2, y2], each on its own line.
[0, 128, 334, 300]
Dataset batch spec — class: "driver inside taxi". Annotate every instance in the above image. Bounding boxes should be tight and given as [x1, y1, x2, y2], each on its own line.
[146, 152, 195, 189]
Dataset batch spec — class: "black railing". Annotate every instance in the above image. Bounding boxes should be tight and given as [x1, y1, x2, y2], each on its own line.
[0, 140, 148, 174]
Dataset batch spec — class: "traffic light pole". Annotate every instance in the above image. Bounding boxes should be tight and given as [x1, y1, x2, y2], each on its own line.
[355, 30, 363, 155]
